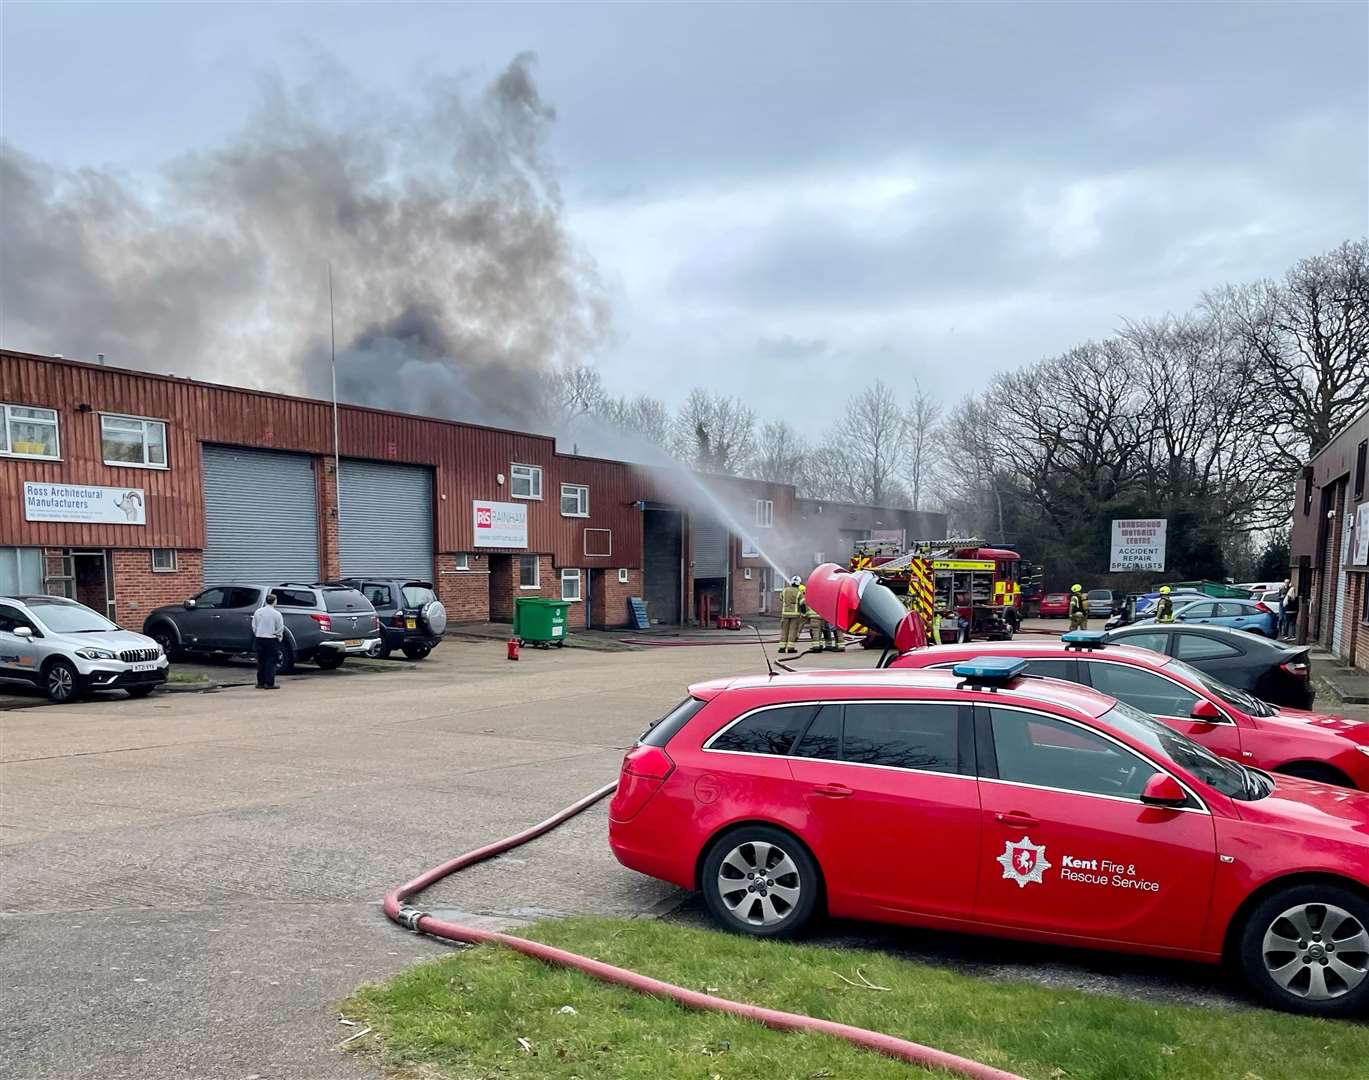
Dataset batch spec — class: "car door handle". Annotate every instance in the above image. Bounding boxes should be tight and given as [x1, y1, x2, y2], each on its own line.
[995, 811, 1040, 827]
[813, 783, 854, 799]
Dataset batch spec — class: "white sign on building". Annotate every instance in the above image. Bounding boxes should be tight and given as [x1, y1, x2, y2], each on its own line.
[23, 482, 146, 525]
[472, 500, 528, 548]
[1109, 518, 1167, 572]
[1352, 503, 1369, 567]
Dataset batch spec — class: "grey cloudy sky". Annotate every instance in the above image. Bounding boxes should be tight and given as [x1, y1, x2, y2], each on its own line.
[2, 1, 1365, 427]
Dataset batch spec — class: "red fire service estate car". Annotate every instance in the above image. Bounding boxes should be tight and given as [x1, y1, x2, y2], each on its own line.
[890, 634, 1369, 791]
[608, 660, 1369, 1017]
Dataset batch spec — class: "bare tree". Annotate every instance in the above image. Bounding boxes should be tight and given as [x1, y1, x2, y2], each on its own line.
[670, 387, 757, 474]
[752, 420, 809, 487]
[903, 379, 943, 511]
[1207, 239, 1369, 467]
[544, 363, 608, 426]
[602, 393, 671, 447]
[834, 380, 911, 506]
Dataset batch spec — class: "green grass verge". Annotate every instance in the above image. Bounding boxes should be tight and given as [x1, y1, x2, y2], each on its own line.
[341, 916, 1367, 1080]
[165, 670, 209, 684]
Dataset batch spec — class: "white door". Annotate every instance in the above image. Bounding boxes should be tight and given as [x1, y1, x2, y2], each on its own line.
[1332, 513, 1352, 656]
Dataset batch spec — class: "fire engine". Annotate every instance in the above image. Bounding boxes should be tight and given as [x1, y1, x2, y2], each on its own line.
[849, 537, 1022, 642]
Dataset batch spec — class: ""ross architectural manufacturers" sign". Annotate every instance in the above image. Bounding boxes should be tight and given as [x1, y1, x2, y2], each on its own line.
[23, 482, 146, 525]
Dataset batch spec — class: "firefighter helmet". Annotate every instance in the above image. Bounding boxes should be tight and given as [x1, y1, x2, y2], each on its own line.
[1160, 585, 1171, 595]
[790, 576, 802, 586]
[1071, 583, 1082, 593]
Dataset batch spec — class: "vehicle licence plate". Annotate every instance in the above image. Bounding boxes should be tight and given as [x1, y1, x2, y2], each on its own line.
[405, 618, 417, 629]
[132, 663, 158, 672]
[345, 639, 362, 647]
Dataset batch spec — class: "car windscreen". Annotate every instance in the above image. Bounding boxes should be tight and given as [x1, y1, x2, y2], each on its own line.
[27, 600, 118, 634]
[640, 697, 708, 747]
[1099, 699, 1268, 799]
[1162, 656, 1276, 717]
[323, 589, 372, 613]
[401, 585, 436, 608]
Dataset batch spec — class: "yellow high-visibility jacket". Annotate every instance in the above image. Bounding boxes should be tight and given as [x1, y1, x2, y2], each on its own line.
[781, 585, 802, 617]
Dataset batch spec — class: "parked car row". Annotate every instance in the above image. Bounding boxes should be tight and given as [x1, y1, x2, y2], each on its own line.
[0, 576, 447, 704]
[613, 573, 1369, 1017]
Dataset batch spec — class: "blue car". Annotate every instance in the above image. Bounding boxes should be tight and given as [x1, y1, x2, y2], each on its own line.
[1139, 596, 1279, 637]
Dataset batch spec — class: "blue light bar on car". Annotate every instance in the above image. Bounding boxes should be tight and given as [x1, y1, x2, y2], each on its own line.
[952, 657, 1029, 681]
[1061, 630, 1108, 649]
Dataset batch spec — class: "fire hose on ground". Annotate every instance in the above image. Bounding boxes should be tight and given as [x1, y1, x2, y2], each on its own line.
[383, 782, 1026, 1080]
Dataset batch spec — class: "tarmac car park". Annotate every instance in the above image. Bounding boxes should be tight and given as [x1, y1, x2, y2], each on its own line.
[0, 594, 168, 703]
[609, 660, 1369, 1017]
[890, 636, 1369, 790]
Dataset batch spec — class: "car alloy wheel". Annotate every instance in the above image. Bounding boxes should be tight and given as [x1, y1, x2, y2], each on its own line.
[1261, 902, 1369, 1002]
[700, 821, 823, 939]
[46, 660, 77, 704]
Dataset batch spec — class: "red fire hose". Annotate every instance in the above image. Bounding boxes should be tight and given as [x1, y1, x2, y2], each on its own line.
[383, 783, 1025, 1080]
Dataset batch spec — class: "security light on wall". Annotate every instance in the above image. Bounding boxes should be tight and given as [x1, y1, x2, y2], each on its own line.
[497, 473, 505, 485]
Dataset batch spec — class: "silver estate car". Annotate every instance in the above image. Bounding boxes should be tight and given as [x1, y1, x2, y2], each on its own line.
[0, 595, 169, 703]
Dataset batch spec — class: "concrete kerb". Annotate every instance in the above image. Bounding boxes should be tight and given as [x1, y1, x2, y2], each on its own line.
[1310, 650, 1369, 705]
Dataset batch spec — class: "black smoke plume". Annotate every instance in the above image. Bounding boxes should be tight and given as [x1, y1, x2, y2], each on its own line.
[0, 53, 608, 427]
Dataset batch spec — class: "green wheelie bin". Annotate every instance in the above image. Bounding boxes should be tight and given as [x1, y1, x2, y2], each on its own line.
[514, 597, 570, 648]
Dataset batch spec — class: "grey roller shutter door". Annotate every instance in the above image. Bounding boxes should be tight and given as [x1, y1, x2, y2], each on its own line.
[202, 445, 320, 584]
[693, 518, 729, 578]
[338, 460, 434, 579]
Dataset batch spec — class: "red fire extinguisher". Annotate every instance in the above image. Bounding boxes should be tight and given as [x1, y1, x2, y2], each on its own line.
[507, 637, 520, 661]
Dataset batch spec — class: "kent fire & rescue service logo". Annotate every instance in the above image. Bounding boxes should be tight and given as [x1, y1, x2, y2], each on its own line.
[997, 837, 1052, 888]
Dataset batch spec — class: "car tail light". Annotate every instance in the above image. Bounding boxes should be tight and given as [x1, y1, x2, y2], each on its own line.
[609, 745, 675, 822]
[390, 613, 407, 628]
[310, 613, 332, 631]
[1280, 659, 1309, 678]
[1254, 602, 1272, 614]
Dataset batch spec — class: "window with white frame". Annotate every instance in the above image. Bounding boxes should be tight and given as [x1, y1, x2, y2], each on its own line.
[618, 568, 629, 584]
[561, 568, 582, 601]
[151, 549, 177, 573]
[755, 499, 774, 528]
[518, 555, 540, 589]
[560, 483, 589, 517]
[2, 404, 60, 459]
[101, 414, 167, 468]
[454, 553, 470, 570]
[510, 463, 542, 500]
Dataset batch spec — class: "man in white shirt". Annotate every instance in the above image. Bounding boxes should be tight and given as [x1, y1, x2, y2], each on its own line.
[251, 592, 285, 689]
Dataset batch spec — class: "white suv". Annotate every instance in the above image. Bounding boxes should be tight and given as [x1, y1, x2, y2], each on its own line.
[0, 595, 169, 704]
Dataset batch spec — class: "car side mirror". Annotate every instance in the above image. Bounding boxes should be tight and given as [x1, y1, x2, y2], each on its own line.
[13, 626, 33, 639]
[1140, 773, 1187, 808]
[1190, 699, 1222, 722]
[183, 598, 197, 610]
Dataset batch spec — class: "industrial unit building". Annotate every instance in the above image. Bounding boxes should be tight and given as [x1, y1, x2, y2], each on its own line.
[1291, 405, 1369, 670]
[1, 350, 947, 629]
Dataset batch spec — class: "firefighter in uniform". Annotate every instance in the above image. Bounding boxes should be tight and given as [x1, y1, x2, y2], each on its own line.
[1155, 585, 1176, 624]
[799, 581, 824, 650]
[821, 615, 845, 652]
[779, 576, 803, 654]
[1067, 584, 1088, 631]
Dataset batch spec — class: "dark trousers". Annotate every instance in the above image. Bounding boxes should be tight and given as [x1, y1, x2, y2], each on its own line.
[255, 637, 279, 688]
[1281, 611, 1297, 639]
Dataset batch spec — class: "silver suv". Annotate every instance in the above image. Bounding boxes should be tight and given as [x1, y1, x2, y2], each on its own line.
[0, 595, 169, 703]
[143, 583, 379, 672]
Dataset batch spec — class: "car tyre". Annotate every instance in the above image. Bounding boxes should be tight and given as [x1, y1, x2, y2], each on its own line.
[277, 639, 296, 675]
[400, 643, 431, 660]
[315, 651, 346, 670]
[701, 825, 820, 939]
[126, 686, 156, 699]
[148, 624, 181, 661]
[44, 659, 81, 704]
[376, 641, 392, 659]
[1237, 882, 1369, 1017]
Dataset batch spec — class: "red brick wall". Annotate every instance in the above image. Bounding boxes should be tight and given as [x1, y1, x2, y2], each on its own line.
[1343, 570, 1367, 670]
[589, 568, 642, 628]
[318, 457, 341, 580]
[435, 553, 490, 622]
[732, 568, 764, 616]
[112, 549, 203, 627]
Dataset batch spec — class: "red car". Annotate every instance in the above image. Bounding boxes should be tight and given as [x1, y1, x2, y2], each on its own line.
[609, 661, 1369, 1017]
[891, 639, 1369, 790]
[1038, 592, 1071, 618]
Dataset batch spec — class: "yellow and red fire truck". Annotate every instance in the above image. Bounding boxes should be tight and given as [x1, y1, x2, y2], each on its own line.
[849, 538, 1022, 642]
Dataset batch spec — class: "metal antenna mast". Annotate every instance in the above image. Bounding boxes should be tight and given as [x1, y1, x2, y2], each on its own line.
[329, 263, 342, 520]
